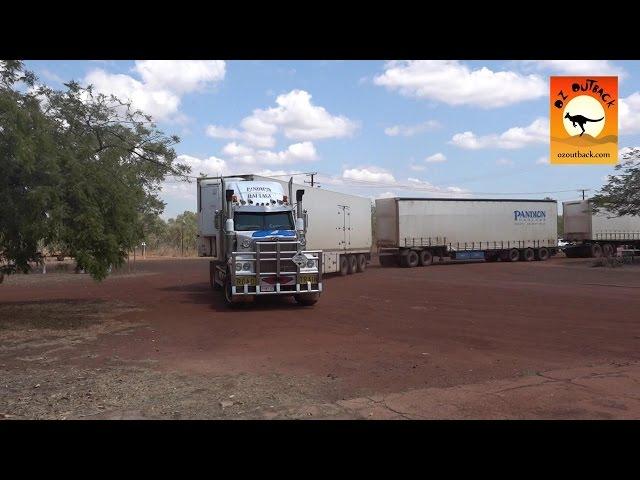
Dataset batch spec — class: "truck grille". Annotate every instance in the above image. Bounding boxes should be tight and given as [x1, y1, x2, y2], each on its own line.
[256, 241, 299, 274]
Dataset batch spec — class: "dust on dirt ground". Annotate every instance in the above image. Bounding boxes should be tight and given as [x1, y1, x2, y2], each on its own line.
[3, 256, 640, 420]
[0, 294, 338, 420]
[0, 365, 339, 420]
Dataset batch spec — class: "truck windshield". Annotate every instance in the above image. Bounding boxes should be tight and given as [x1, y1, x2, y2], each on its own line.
[234, 212, 294, 231]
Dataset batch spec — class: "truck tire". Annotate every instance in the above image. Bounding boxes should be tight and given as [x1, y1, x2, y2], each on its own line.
[522, 248, 535, 262]
[536, 247, 550, 261]
[602, 243, 614, 257]
[401, 250, 420, 268]
[418, 249, 433, 266]
[295, 293, 320, 306]
[507, 248, 520, 262]
[356, 254, 367, 272]
[590, 243, 603, 258]
[224, 270, 242, 306]
[347, 255, 358, 274]
[339, 255, 349, 276]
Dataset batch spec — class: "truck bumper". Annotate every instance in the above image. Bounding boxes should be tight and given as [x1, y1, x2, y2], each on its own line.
[230, 241, 322, 296]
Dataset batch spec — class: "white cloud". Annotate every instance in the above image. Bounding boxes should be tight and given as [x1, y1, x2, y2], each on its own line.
[374, 60, 546, 108]
[84, 60, 226, 122]
[425, 152, 447, 163]
[406, 177, 470, 196]
[536, 156, 550, 165]
[85, 69, 181, 121]
[384, 120, 441, 136]
[525, 60, 626, 78]
[409, 163, 426, 171]
[450, 118, 548, 150]
[223, 141, 318, 166]
[134, 60, 225, 93]
[343, 167, 396, 184]
[620, 92, 640, 135]
[176, 154, 229, 177]
[206, 89, 357, 149]
[376, 191, 396, 199]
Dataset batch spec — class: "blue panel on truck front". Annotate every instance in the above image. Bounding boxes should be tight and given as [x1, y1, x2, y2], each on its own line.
[452, 251, 485, 260]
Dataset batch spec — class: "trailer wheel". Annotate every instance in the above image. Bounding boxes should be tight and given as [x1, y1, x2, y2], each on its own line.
[418, 250, 433, 266]
[590, 243, 603, 258]
[295, 293, 320, 306]
[506, 248, 520, 262]
[522, 248, 535, 262]
[602, 243, 614, 257]
[347, 255, 358, 274]
[356, 254, 367, 272]
[536, 247, 550, 261]
[339, 255, 349, 276]
[401, 250, 420, 268]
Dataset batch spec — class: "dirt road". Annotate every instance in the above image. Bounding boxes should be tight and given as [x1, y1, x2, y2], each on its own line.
[2, 256, 640, 419]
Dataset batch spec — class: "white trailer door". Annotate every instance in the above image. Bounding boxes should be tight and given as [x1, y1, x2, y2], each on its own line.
[337, 204, 351, 250]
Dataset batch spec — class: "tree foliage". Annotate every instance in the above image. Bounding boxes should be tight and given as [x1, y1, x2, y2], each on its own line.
[592, 148, 640, 216]
[0, 60, 190, 280]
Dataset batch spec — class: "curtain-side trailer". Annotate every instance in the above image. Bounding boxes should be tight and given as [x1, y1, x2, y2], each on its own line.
[376, 198, 558, 267]
[563, 199, 640, 257]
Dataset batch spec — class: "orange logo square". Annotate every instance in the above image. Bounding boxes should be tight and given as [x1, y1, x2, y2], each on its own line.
[550, 76, 618, 165]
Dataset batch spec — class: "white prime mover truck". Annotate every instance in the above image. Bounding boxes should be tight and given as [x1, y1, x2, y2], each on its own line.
[375, 198, 558, 267]
[563, 199, 640, 257]
[197, 174, 372, 305]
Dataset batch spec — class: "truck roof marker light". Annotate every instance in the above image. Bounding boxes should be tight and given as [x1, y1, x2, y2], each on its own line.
[232, 195, 238, 203]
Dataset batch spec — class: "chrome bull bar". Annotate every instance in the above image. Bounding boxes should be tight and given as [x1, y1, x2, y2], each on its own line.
[230, 240, 323, 295]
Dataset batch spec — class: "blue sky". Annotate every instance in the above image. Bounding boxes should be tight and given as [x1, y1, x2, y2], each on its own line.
[24, 60, 640, 218]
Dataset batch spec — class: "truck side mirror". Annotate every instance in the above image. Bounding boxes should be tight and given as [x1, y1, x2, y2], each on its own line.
[296, 189, 304, 201]
[303, 210, 309, 229]
[225, 189, 234, 202]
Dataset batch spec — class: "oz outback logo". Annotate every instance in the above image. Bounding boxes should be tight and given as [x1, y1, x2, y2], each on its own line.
[550, 76, 618, 165]
[513, 210, 546, 224]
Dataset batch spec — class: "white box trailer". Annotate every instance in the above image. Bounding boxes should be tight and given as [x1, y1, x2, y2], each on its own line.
[251, 175, 373, 275]
[376, 198, 558, 267]
[563, 199, 640, 257]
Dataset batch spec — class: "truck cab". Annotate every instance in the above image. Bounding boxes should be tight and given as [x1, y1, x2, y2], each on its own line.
[197, 176, 322, 306]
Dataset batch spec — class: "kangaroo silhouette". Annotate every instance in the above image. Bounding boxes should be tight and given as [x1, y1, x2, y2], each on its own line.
[564, 112, 604, 137]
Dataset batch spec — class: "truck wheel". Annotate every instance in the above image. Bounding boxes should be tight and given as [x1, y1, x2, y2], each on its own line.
[507, 248, 520, 262]
[401, 250, 420, 268]
[418, 250, 433, 266]
[347, 255, 358, 274]
[602, 243, 614, 257]
[590, 243, 603, 258]
[224, 271, 241, 306]
[339, 255, 349, 276]
[356, 254, 367, 272]
[295, 293, 320, 306]
[536, 247, 550, 261]
[522, 248, 535, 262]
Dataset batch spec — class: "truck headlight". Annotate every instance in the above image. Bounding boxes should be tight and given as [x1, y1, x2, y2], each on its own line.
[235, 262, 242, 271]
[306, 259, 316, 268]
[242, 262, 251, 271]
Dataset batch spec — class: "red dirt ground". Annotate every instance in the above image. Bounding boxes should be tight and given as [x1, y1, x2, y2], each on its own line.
[2, 256, 640, 419]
